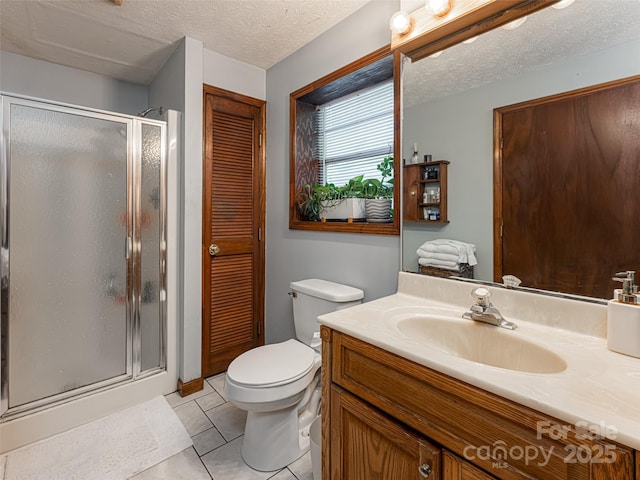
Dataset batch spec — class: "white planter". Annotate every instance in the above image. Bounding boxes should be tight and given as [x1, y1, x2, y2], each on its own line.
[320, 198, 366, 221]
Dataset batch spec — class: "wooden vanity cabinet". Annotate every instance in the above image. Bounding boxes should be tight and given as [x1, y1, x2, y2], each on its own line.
[321, 326, 636, 480]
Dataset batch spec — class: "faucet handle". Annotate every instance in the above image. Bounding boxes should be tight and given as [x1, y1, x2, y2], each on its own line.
[471, 287, 491, 306]
[502, 274, 522, 289]
[613, 271, 637, 294]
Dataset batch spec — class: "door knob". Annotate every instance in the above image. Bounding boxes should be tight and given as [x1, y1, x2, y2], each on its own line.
[209, 244, 221, 257]
[418, 463, 432, 478]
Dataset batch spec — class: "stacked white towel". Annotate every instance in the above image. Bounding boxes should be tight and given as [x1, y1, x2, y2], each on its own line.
[416, 239, 477, 271]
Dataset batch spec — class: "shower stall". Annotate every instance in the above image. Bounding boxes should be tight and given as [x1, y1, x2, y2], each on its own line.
[0, 94, 176, 434]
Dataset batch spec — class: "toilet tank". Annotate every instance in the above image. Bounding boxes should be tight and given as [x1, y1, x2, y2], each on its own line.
[290, 279, 364, 346]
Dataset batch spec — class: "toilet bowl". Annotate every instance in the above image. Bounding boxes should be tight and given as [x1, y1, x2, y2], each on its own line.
[225, 339, 322, 471]
[224, 279, 364, 472]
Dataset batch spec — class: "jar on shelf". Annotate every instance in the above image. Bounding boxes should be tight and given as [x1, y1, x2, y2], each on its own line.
[425, 167, 438, 180]
[425, 206, 440, 221]
[424, 186, 438, 203]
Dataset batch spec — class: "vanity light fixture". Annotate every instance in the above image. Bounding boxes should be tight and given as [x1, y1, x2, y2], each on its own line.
[551, 0, 575, 9]
[389, 10, 413, 35]
[391, 0, 558, 61]
[426, 0, 452, 17]
[502, 15, 527, 30]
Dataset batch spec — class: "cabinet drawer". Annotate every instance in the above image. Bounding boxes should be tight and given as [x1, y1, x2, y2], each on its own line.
[330, 330, 634, 480]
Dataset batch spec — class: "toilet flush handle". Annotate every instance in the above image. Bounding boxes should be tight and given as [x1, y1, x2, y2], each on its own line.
[288, 291, 297, 298]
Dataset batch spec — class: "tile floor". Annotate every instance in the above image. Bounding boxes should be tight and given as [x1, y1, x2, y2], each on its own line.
[130, 373, 314, 480]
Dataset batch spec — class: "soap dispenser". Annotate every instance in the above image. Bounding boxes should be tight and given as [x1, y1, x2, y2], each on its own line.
[607, 271, 640, 358]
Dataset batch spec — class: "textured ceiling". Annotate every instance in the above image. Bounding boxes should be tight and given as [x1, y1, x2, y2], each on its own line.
[3, 1, 638, 92]
[0, 0, 373, 84]
[403, 0, 640, 108]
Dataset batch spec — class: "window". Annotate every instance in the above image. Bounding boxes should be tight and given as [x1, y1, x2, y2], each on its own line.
[289, 47, 400, 235]
[317, 81, 394, 187]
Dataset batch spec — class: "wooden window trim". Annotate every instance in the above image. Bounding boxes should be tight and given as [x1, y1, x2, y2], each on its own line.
[288, 46, 401, 236]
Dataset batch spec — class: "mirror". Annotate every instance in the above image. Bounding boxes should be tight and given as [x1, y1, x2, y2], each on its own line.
[401, 0, 640, 300]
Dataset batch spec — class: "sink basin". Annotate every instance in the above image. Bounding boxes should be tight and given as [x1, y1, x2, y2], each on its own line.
[395, 315, 567, 374]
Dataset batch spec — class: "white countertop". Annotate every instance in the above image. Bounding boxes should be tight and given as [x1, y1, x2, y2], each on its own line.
[318, 272, 640, 450]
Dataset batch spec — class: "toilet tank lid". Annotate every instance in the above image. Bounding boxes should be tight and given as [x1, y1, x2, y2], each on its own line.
[290, 279, 364, 302]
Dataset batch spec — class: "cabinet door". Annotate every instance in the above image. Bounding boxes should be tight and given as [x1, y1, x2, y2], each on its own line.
[443, 451, 497, 480]
[330, 385, 440, 479]
[403, 164, 423, 221]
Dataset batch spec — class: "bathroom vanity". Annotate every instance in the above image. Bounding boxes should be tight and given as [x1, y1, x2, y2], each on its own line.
[319, 273, 640, 479]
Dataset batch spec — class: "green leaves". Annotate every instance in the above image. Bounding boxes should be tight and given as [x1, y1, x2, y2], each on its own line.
[362, 156, 394, 199]
[298, 157, 395, 220]
[377, 155, 394, 182]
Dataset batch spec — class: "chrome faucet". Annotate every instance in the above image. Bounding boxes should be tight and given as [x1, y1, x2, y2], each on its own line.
[462, 287, 517, 330]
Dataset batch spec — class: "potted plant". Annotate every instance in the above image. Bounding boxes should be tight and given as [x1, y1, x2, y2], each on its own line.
[319, 175, 366, 221]
[297, 176, 366, 222]
[362, 156, 394, 223]
[297, 183, 333, 221]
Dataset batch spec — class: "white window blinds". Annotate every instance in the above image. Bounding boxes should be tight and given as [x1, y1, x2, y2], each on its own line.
[316, 80, 394, 186]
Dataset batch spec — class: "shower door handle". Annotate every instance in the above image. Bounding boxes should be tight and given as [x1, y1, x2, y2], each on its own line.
[125, 237, 132, 260]
[208, 244, 221, 257]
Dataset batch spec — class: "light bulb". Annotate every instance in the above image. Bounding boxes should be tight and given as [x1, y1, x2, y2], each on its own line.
[552, 0, 575, 9]
[502, 16, 527, 30]
[462, 36, 478, 44]
[389, 11, 412, 35]
[425, 0, 451, 17]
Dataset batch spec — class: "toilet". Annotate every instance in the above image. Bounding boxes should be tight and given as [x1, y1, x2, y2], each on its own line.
[224, 279, 364, 472]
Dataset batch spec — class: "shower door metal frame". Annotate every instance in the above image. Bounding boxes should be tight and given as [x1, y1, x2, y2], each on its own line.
[0, 94, 167, 419]
[131, 118, 168, 379]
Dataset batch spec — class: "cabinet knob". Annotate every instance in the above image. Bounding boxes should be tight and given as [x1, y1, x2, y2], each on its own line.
[418, 463, 432, 478]
[208, 244, 221, 257]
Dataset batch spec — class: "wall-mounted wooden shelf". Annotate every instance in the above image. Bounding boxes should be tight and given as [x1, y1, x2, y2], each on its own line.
[403, 160, 449, 223]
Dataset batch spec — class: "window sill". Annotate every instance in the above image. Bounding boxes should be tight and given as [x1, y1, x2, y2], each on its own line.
[289, 219, 399, 236]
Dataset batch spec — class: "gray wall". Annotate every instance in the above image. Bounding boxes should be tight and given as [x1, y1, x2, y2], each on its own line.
[265, 0, 401, 344]
[149, 38, 266, 383]
[0, 51, 147, 115]
[1, 36, 267, 386]
[176, 37, 204, 385]
[402, 38, 640, 281]
[203, 48, 266, 100]
[149, 39, 189, 383]
[149, 41, 185, 114]
[1, 1, 407, 380]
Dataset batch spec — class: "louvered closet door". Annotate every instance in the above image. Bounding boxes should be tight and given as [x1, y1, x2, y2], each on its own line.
[202, 86, 265, 377]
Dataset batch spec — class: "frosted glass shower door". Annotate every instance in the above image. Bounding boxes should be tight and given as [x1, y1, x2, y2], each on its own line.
[5, 101, 130, 409]
[139, 122, 165, 372]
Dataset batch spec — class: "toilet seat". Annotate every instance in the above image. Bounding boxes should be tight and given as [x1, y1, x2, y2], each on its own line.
[227, 339, 316, 388]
